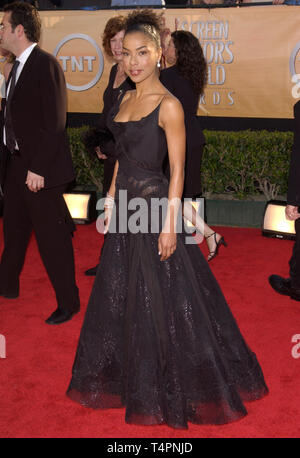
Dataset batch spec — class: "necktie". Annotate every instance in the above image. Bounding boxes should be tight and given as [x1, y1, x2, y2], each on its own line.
[5, 60, 20, 153]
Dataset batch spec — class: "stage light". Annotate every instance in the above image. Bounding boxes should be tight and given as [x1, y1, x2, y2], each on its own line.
[63, 191, 97, 224]
[262, 200, 296, 240]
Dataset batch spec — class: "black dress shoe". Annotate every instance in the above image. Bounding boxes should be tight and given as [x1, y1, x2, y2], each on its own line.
[45, 308, 79, 325]
[290, 287, 300, 302]
[268, 275, 291, 296]
[84, 265, 98, 276]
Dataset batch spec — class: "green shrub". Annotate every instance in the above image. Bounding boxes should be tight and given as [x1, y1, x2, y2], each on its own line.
[67, 127, 293, 200]
[202, 130, 293, 200]
[67, 126, 104, 192]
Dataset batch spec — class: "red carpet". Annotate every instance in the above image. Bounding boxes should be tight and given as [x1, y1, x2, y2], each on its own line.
[0, 220, 299, 438]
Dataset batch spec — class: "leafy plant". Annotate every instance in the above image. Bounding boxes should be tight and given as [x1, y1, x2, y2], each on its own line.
[202, 130, 293, 200]
[67, 127, 293, 200]
[67, 126, 104, 192]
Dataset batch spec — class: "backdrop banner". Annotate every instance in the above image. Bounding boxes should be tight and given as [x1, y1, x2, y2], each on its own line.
[1, 6, 299, 118]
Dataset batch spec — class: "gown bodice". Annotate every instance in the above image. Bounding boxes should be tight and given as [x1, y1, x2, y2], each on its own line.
[107, 91, 170, 201]
[108, 91, 168, 172]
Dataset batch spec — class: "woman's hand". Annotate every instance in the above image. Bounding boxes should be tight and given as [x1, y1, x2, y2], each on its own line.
[95, 146, 107, 160]
[158, 231, 177, 261]
[26, 170, 44, 192]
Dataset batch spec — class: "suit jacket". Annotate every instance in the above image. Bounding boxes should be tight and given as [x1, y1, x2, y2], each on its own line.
[287, 100, 300, 206]
[0, 97, 5, 194]
[0, 45, 75, 189]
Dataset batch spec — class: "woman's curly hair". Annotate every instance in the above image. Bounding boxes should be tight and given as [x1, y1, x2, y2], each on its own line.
[172, 30, 207, 97]
[102, 15, 127, 57]
[125, 8, 163, 31]
[125, 9, 164, 48]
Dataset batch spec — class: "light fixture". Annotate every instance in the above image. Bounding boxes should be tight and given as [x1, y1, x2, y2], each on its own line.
[63, 191, 97, 224]
[262, 200, 296, 240]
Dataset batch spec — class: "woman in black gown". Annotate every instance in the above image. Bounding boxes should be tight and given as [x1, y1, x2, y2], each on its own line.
[67, 10, 268, 429]
[160, 31, 226, 261]
[85, 16, 134, 276]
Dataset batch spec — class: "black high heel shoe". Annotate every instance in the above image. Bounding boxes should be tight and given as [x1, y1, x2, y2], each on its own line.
[85, 264, 99, 276]
[205, 232, 228, 262]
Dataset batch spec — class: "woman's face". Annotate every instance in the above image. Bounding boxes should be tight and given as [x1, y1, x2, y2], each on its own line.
[122, 31, 161, 84]
[110, 29, 125, 62]
[164, 37, 177, 66]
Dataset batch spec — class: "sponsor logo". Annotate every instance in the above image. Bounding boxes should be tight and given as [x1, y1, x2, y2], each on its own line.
[53, 33, 104, 92]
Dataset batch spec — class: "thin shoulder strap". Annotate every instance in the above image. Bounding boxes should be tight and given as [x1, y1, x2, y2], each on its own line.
[109, 89, 128, 123]
[157, 94, 168, 121]
[117, 89, 128, 104]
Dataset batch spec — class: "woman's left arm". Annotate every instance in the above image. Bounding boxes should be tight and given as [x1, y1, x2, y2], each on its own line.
[158, 96, 186, 261]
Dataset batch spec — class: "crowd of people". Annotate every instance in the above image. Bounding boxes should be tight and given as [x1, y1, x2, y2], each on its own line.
[0, 1, 298, 430]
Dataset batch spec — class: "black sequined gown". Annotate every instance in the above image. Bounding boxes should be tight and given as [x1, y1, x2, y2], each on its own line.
[67, 92, 268, 428]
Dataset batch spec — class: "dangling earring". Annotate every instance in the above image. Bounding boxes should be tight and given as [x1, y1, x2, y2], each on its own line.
[157, 60, 161, 68]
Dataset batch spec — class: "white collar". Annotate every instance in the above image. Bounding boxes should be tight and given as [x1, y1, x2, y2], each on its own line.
[17, 42, 37, 66]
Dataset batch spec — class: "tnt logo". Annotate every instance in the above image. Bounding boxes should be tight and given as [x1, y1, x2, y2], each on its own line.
[290, 41, 300, 98]
[53, 33, 104, 92]
[0, 334, 6, 359]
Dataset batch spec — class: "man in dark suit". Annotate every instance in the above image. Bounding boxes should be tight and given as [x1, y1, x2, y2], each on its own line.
[0, 2, 80, 324]
[269, 100, 300, 301]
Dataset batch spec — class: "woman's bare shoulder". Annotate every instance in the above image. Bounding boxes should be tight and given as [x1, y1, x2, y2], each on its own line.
[118, 89, 136, 108]
[122, 89, 136, 101]
[160, 93, 184, 118]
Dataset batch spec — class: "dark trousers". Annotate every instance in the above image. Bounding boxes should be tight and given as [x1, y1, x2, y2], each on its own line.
[0, 153, 80, 313]
[289, 216, 300, 289]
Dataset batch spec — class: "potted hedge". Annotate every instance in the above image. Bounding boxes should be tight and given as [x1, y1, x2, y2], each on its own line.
[201, 130, 292, 227]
